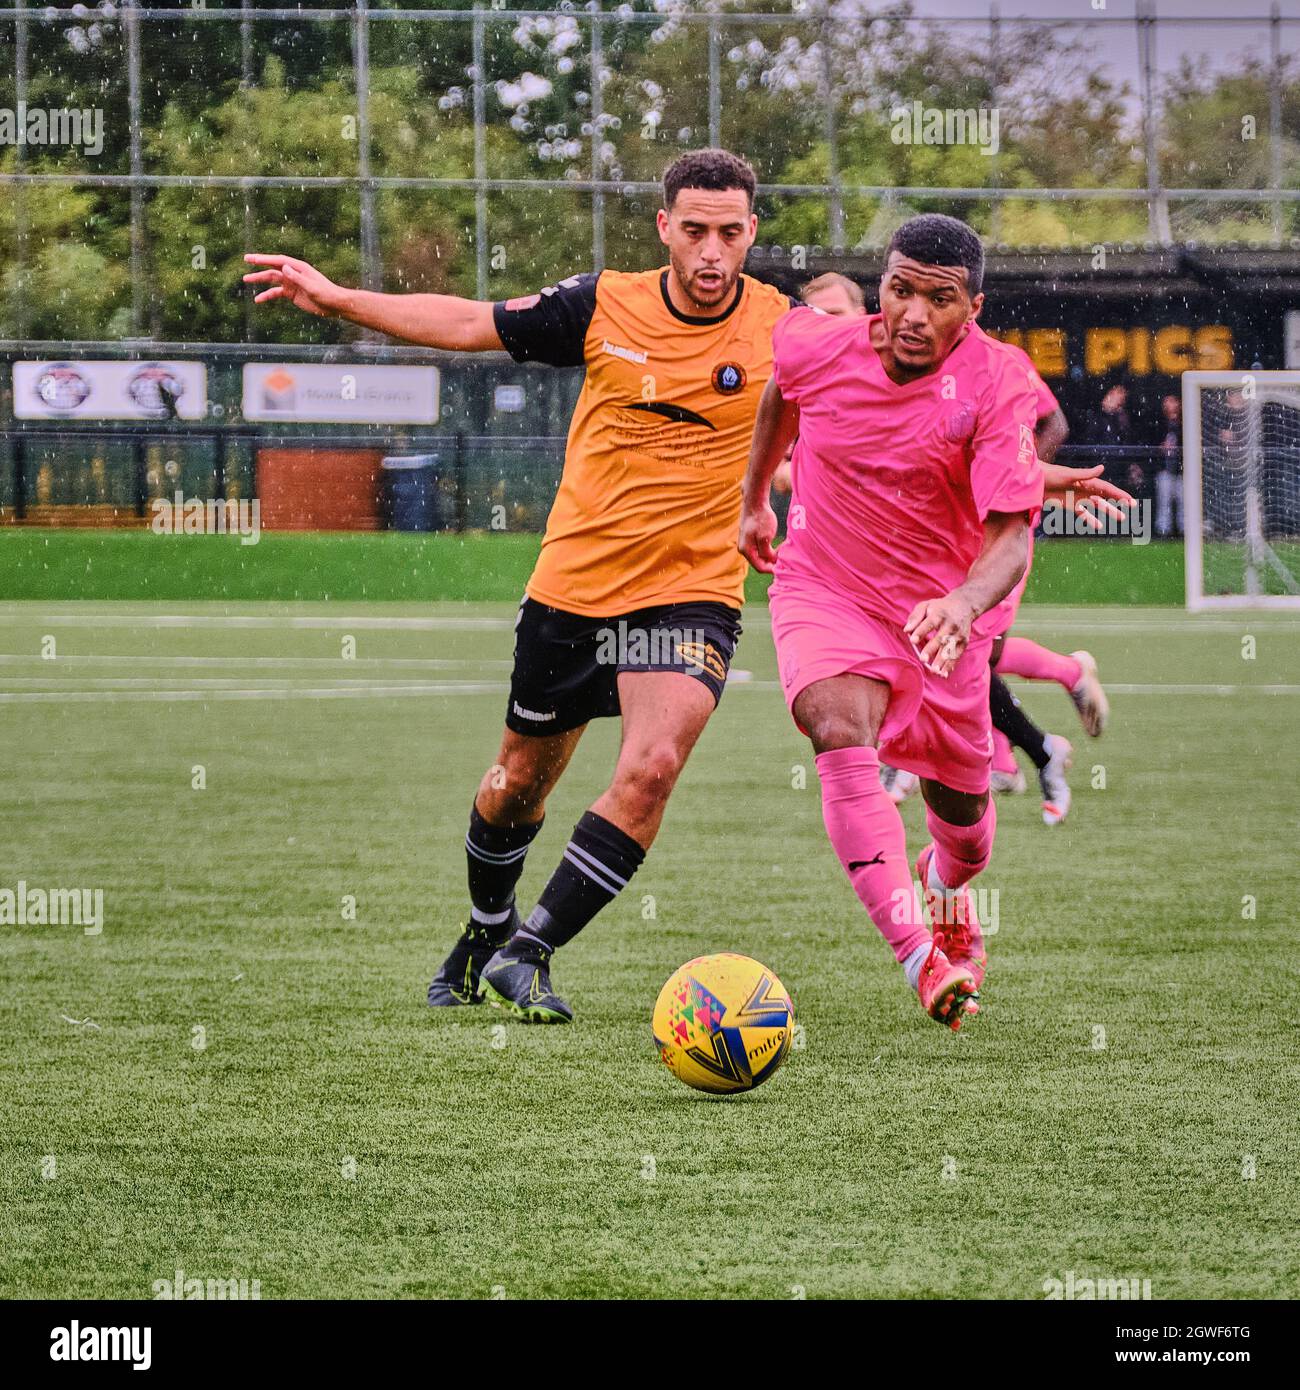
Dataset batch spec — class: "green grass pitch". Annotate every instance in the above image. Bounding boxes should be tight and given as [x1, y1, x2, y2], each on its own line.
[0, 601, 1296, 1299]
[0, 529, 1187, 605]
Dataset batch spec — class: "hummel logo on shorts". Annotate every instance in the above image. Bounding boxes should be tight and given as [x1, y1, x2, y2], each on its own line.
[512, 701, 557, 723]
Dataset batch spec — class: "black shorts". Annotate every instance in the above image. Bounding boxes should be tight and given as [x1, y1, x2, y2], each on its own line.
[505, 597, 743, 736]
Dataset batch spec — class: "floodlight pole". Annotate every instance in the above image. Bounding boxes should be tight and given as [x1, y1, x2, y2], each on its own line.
[1270, 1, 1283, 248]
[473, 7, 487, 300]
[126, 0, 146, 334]
[13, 0, 29, 340]
[818, 0, 843, 248]
[708, 2, 721, 149]
[242, 0, 255, 342]
[989, 3, 1002, 245]
[590, 2, 605, 271]
[354, 0, 382, 314]
[1137, 0, 1171, 245]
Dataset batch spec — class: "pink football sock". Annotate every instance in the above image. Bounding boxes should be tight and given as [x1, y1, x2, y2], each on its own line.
[996, 637, 1082, 692]
[815, 746, 928, 963]
[992, 728, 1018, 775]
[924, 798, 996, 892]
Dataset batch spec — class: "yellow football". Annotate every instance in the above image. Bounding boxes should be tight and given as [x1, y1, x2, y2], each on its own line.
[652, 953, 794, 1095]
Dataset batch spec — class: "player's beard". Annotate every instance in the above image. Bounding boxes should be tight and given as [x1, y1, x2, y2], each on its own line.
[667, 252, 737, 313]
[889, 318, 970, 377]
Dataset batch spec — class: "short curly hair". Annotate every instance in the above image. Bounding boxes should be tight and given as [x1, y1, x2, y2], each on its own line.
[663, 148, 757, 211]
[886, 213, 984, 297]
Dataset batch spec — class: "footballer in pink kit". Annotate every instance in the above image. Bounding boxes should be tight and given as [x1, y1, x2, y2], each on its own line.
[769, 312, 1043, 792]
[740, 215, 1042, 1031]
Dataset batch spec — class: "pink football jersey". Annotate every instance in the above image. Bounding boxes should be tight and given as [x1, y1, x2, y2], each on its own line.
[772, 308, 1045, 627]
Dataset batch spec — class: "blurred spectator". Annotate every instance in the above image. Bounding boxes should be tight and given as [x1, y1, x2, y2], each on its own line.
[798, 271, 866, 319]
[1085, 383, 1138, 447]
[1206, 387, 1249, 539]
[1153, 392, 1183, 538]
[772, 273, 867, 496]
[1084, 382, 1145, 508]
[1124, 458, 1155, 510]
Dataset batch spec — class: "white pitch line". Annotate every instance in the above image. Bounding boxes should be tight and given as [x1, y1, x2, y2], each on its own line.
[1102, 683, 1300, 694]
[742, 617, 1300, 635]
[0, 683, 509, 704]
[2, 680, 1296, 705]
[0, 675, 504, 689]
[0, 654, 513, 672]
[729, 681, 1300, 695]
[0, 610, 1296, 635]
[0, 613, 513, 631]
[1005, 620, 1300, 634]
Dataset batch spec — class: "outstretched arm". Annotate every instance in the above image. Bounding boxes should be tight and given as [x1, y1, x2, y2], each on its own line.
[738, 377, 800, 574]
[904, 511, 1030, 678]
[1033, 407, 1139, 529]
[242, 254, 504, 352]
[1040, 460, 1136, 530]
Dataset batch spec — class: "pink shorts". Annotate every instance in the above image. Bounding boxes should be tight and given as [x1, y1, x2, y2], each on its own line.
[769, 579, 994, 795]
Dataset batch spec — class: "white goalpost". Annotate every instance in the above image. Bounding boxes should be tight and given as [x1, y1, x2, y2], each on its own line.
[1182, 370, 1300, 610]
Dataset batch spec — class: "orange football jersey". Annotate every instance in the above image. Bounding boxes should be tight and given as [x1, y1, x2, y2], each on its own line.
[494, 267, 792, 616]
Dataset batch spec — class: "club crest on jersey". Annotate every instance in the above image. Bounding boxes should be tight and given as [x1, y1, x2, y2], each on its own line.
[712, 362, 746, 394]
[944, 400, 978, 443]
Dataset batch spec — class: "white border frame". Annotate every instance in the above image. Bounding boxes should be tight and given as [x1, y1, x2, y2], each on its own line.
[1181, 370, 1300, 611]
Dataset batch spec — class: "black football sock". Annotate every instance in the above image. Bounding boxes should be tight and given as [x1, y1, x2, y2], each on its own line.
[989, 674, 1052, 771]
[465, 804, 543, 938]
[512, 810, 646, 954]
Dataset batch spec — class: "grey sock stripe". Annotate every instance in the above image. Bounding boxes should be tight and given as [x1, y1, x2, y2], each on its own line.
[465, 837, 530, 865]
[562, 848, 622, 896]
[565, 840, 629, 890]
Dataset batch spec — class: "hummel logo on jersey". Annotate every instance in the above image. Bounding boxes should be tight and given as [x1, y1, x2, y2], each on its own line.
[849, 853, 886, 869]
[542, 274, 586, 296]
[602, 339, 648, 365]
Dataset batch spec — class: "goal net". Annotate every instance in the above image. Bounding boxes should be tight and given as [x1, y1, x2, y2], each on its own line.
[1183, 370, 1300, 609]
